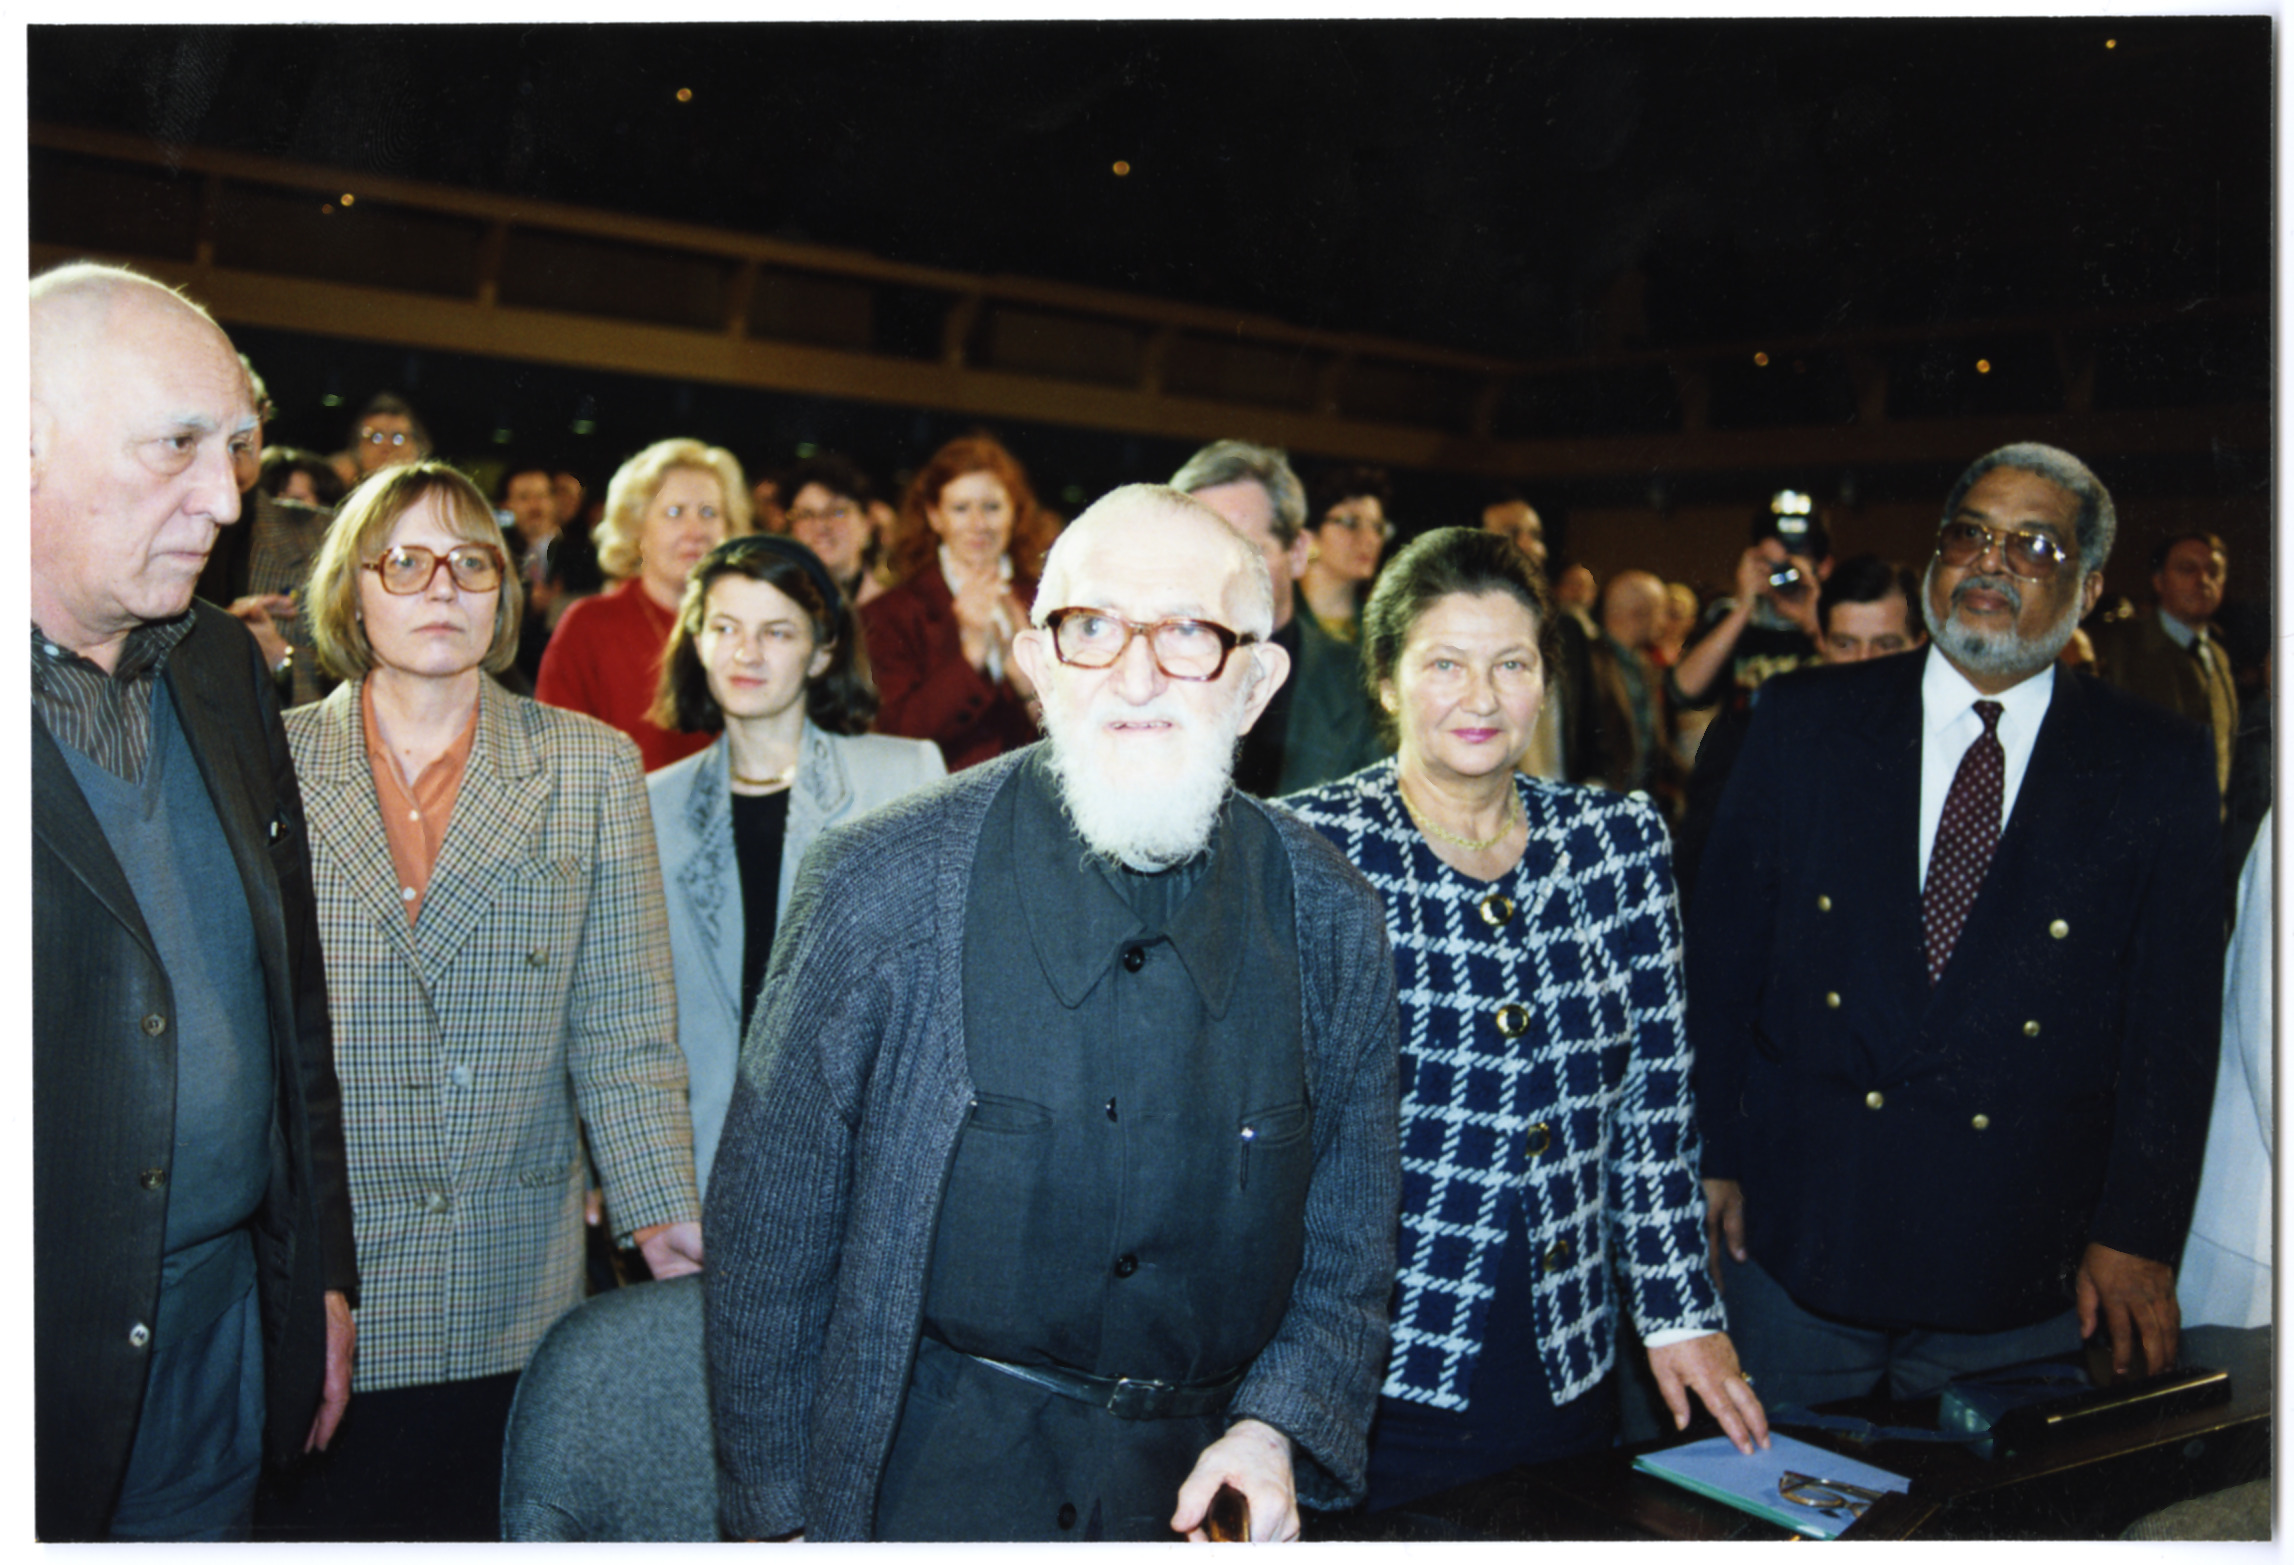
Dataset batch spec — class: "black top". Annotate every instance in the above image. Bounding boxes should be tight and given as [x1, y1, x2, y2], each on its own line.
[729, 788, 792, 1034]
[1670, 598, 1819, 715]
[876, 751, 1308, 1540]
[1233, 614, 1303, 797]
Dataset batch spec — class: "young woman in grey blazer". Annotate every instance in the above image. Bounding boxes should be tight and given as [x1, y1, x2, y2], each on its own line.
[647, 535, 946, 1194]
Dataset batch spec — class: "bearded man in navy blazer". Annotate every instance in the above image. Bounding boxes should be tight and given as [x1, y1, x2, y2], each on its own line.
[1689, 442, 2221, 1408]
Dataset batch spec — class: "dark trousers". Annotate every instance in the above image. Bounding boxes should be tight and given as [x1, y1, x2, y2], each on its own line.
[109, 1285, 265, 1541]
[1363, 1192, 1616, 1514]
[1723, 1252, 2083, 1406]
[253, 1371, 522, 1542]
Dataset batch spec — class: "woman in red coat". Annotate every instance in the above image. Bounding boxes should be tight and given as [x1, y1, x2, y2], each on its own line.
[534, 438, 751, 770]
[860, 433, 1059, 770]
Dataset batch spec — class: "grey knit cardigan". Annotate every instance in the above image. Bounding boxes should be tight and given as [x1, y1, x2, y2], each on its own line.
[703, 747, 1402, 1541]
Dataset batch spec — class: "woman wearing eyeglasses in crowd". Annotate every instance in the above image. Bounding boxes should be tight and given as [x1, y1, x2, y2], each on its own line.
[781, 452, 891, 611]
[861, 432, 1059, 770]
[646, 535, 944, 1194]
[535, 438, 752, 771]
[266, 464, 702, 1542]
[1297, 465, 1396, 645]
[1284, 528, 1767, 1514]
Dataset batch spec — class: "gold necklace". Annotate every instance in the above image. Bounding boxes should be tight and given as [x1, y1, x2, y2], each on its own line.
[730, 759, 798, 792]
[1398, 776, 1519, 852]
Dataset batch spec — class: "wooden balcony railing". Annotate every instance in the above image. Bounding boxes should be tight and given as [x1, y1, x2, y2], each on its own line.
[29, 120, 2266, 482]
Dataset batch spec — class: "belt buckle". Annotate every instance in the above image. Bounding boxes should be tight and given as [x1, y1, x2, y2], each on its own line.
[1107, 1376, 1175, 1419]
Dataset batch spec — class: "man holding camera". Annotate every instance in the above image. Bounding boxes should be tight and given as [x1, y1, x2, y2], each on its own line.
[1668, 494, 1832, 720]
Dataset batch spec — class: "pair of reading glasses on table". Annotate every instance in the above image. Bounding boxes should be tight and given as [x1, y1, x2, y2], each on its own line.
[1778, 1470, 1893, 1520]
[1042, 608, 1258, 681]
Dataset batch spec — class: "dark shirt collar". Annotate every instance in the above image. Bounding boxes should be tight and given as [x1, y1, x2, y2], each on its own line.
[1011, 747, 1251, 1018]
[31, 613, 197, 779]
[31, 612, 194, 689]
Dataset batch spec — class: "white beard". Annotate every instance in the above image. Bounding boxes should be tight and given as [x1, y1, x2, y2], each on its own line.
[1040, 685, 1247, 871]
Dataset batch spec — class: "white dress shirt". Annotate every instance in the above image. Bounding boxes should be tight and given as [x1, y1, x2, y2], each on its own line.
[1917, 648, 2056, 887]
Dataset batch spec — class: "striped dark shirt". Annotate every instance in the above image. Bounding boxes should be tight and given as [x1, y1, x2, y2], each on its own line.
[31, 615, 196, 781]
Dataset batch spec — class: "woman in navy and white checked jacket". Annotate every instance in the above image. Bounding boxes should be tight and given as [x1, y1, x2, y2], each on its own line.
[1285, 528, 1767, 1512]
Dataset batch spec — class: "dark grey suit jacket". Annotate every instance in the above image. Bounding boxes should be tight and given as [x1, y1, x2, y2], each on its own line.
[32, 601, 357, 1539]
[1688, 651, 2222, 1333]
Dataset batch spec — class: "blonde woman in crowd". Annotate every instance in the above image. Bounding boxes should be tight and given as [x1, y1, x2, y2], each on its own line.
[535, 437, 751, 769]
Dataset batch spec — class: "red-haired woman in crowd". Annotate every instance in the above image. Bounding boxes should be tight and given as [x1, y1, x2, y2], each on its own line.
[859, 433, 1058, 770]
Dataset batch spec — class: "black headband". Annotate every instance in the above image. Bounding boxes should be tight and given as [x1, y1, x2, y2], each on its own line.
[706, 533, 847, 629]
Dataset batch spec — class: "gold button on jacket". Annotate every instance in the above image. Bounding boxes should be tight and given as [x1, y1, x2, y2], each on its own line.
[1865, 1091, 1885, 1110]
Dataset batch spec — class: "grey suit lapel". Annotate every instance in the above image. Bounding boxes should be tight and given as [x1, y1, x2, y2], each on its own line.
[415, 681, 552, 977]
[778, 723, 851, 916]
[167, 642, 284, 931]
[297, 682, 425, 973]
[31, 718, 158, 961]
[672, 738, 744, 1026]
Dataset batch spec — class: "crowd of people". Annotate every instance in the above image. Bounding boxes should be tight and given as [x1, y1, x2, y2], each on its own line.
[31, 259, 2266, 1544]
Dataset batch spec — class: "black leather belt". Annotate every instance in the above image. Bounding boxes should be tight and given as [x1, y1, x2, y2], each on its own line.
[961, 1351, 1247, 1420]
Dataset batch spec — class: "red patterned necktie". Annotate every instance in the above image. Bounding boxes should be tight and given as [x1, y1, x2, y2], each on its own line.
[1922, 699, 2004, 986]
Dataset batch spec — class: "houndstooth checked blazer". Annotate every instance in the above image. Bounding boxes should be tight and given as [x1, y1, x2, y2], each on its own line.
[1287, 760, 1722, 1411]
[287, 677, 700, 1393]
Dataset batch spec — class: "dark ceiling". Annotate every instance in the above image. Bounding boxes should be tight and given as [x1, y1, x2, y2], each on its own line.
[26, 18, 2273, 362]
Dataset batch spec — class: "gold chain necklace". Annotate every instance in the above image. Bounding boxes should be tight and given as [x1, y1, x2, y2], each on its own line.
[1397, 776, 1519, 852]
[730, 760, 798, 792]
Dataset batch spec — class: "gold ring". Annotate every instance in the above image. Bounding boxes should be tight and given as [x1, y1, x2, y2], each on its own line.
[1740, 1372, 1755, 1385]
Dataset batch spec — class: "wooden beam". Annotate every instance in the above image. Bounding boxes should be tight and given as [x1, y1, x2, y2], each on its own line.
[48, 249, 2259, 482]
[473, 219, 510, 310]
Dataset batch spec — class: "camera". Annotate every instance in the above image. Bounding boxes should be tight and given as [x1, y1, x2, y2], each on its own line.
[1755, 489, 1825, 595]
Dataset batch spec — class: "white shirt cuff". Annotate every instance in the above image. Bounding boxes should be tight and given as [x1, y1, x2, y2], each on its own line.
[1640, 1327, 1719, 1350]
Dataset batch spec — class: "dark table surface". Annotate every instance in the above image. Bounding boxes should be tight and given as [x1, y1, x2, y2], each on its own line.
[1310, 1324, 2272, 1542]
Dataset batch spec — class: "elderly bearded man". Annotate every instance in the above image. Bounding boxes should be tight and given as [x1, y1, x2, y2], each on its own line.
[1689, 443, 2222, 1409]
[705, 485, 1400, 1542]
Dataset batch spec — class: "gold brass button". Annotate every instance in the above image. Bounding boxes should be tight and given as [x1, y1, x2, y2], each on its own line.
[1479, 892, 1516, 929]
[2023, 1020, 2041, 1037]
[1816, 894, 1833, 912]
[2049, 919, 2069, 940]
[141, 1013, 166, 1037]
[1495, 1004, 1530, 1038]
[1525, 1122, 1551, 1158]
[1971, 1114, 1992, 1131]
[1543, 1239, 1573, 1272]
[1825, 992, 1842, 1009]
[1865, 1091, 1885, 1110]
